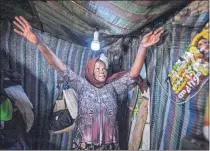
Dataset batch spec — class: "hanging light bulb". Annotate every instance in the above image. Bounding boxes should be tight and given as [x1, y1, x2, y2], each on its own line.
[91, 30, 100, 51]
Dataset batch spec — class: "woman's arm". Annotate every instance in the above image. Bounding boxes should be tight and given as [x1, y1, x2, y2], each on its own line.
[130, 27, 164, 79]
[13, 16, 66, 72]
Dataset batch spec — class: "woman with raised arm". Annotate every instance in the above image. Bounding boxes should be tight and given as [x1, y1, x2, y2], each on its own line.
[13, 16, 163, 150]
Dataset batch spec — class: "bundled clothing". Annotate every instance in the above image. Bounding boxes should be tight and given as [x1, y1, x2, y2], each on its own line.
[0, 107, 30, 150]
[1, 70, 34, 149]
[4, 85, 34, 132]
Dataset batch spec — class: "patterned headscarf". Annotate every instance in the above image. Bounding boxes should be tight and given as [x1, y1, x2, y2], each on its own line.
[85, 55, 127, 88]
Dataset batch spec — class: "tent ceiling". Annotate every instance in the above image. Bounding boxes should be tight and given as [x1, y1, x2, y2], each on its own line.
[0, 0, 190, 48]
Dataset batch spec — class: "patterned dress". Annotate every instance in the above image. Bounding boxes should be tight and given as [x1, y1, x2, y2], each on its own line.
[59, 68, 136, 150]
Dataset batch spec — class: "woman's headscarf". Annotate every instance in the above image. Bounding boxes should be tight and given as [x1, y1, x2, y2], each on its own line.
[85, 55, 127, 88]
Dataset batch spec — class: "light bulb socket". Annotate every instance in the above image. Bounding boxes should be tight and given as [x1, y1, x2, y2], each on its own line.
[93, 31, 99, 41]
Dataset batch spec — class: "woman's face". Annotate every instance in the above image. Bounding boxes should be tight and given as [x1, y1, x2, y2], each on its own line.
[197, 38, 209, 52]
[94, 61, 107, 82]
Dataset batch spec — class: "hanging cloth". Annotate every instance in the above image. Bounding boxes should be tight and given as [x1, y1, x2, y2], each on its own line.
[4, 85, 34, 132]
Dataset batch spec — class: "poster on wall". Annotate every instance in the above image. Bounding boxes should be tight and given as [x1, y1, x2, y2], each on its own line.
[168, 23, 209, 100]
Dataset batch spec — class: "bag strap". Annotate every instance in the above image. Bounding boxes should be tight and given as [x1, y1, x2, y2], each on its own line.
[56, 83, 67, 108]
[62, 90, 68, 108]
[58, 91, 68, 109]
[58, 91, 65, 101]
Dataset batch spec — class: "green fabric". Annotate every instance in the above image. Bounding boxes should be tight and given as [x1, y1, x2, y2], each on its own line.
[0, 98, 13, 121]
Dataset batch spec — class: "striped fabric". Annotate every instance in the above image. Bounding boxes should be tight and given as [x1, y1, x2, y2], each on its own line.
[30, 0, 188, 46]
[106, 1, 209, 149]
[0, 21, 96, 150]
[145, 10, 209, 150]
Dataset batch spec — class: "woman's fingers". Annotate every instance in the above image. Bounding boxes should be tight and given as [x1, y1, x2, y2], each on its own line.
[154, 27, 163, 35]
[13, 21, 24, 32]
[14, 29, 24, 36]
[143, 27, 163, 40]
[143, 31, 153, 38]
[154, 38, 160, 44]
[15, 16, 26, 28]
[152, 27, 164, 42]
[155, 33, 163, 39]
[154, 27, 164, 36]
[20, 16, 31, 27]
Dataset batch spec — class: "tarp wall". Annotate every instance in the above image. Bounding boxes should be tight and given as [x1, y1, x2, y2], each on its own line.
[0, 21, 97, 149]
[144, 2, 209, 149]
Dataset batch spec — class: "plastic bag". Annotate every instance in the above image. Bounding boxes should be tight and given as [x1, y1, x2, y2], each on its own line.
[48, 88, 77, 133]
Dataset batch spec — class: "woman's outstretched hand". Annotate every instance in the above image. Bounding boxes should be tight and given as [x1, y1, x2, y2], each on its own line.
[141, 27, 164, 48]
[13, 16, 40, 45]
[13, 16, 66, 72]
[130, 27, 164, 79]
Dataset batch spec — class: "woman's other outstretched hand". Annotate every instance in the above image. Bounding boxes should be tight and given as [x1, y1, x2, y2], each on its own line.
[13, 16, 40, 45]
[141, 27, 164, 48]
[129, 27, 164, 79]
